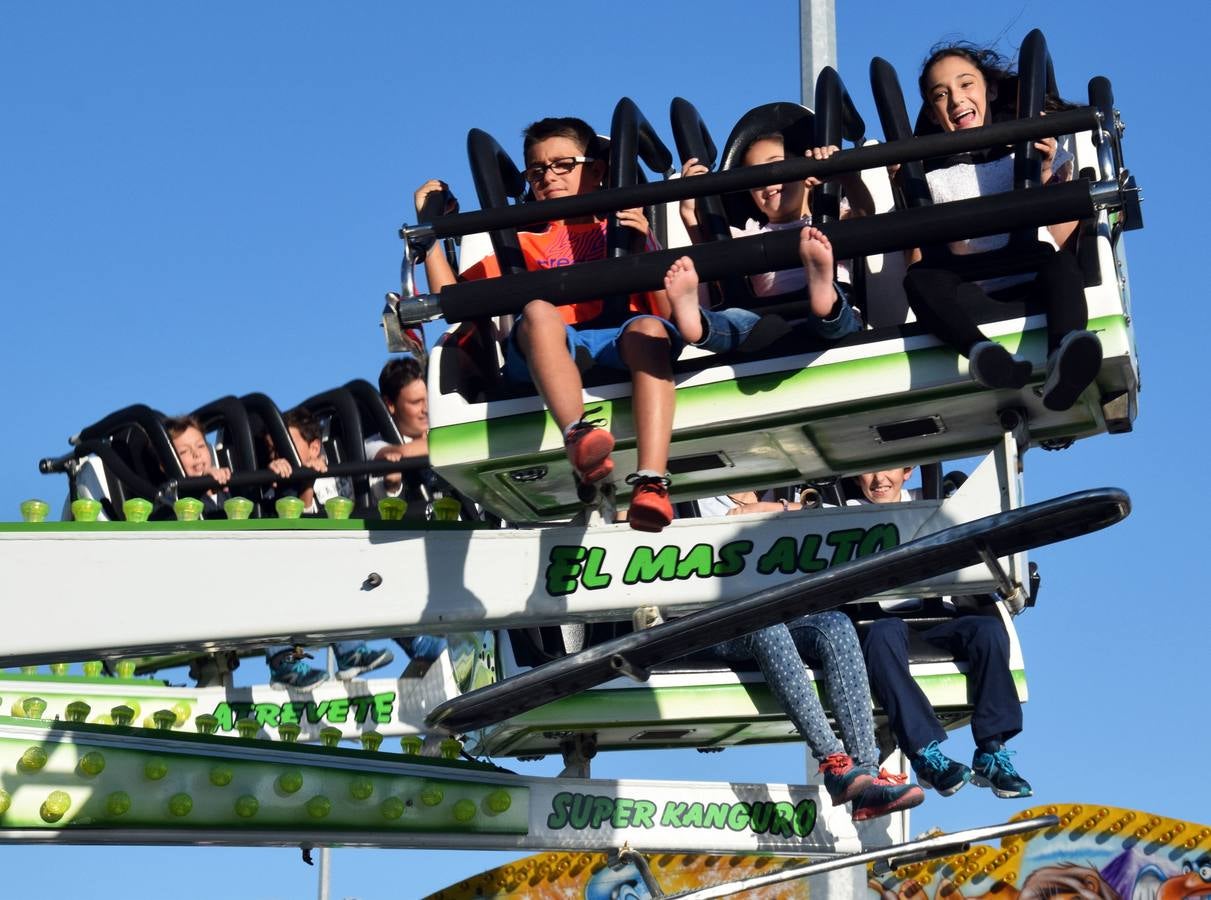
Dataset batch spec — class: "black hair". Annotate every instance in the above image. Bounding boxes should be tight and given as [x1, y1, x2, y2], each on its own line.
[916, 41, 1075, 135]
[378, 356, 425, 402]
[522, 116, 600, 160]
[918, 42, 1016, 103]
[283, 406, 322, 445]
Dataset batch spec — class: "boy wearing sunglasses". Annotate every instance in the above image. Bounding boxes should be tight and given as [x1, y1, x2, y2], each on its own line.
[414, 117, 681, 532]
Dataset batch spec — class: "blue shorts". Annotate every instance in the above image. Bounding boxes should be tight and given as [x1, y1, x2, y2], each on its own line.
[503, 314, 683, 384]
[695, 281, 861, 354]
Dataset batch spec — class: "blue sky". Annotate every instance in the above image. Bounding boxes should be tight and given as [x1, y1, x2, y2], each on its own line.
[2, 1, 1207, 897]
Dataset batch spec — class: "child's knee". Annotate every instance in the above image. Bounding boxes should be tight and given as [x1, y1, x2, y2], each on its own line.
[965, 617, 1009, 655]
[516, 301, 567, 348]
[623, 316, 672, 341]
[520, 299, 562, 326]
[864, 617, 909, 653]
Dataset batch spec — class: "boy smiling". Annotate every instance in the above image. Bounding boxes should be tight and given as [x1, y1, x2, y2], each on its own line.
[415, 117, 682, 531]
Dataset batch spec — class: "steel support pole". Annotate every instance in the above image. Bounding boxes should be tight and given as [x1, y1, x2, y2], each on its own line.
[799, 0, 837, 106]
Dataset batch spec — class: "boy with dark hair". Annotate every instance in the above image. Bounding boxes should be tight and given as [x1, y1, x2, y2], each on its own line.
[413, 116, 682, 532]
[265, 407, 352, 515]
[854, 467, 1032, 799]
[366, 356, 429, 502]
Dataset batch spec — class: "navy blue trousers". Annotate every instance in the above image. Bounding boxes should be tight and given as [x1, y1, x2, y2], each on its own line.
[862, 613, 1022, 754]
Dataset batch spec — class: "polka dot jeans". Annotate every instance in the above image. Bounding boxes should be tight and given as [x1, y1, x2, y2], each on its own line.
[714, 609, 878, 766]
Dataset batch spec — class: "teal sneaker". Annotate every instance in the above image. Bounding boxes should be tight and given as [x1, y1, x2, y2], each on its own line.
[335, 644, 394, 680]
[971, 746, 1033, 798]
[269, 652, 327, 691]
[911, 741, 972, 796]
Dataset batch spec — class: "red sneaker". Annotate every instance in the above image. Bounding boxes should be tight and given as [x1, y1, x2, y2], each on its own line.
[819, 752, 875, 805]
[626, 473, 673, 532]
[564, 418, 615, 484]
[850, 768, 925, 822]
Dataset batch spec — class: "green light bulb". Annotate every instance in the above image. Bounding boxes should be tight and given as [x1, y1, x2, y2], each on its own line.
[194, 713, 219, 735]
[349, 777, 374, 801]
[209, 766, 233, 787]
[82, 661, 103, 677]
[432, 496, 461, 522]
[401, 736, 423, 756]
[275, 496, 304, 520]
[453, 798, 476, 822]
[377, 497, 407, 520]
[420, 786, 443, 807]
[223, 496, 253, 520]
[153, 709, 176, 731]
[319, 726, 342, 748]
[277, 722, 301, 743]
[105, 792, 131, 817]
[359, 731, 383, 752]
[111, 704, 135, 726]
[122, 497, 153, 523]
[324, 496, 353, 520]
[19, 499, 50, 523]
[173, 497, 204, 522]
[380, 797, 405, 820]
[114, 660, 137, 679]
[19, 746, 48, 772]
[305, 795, 332, 819]
[440, 737, 462, 760]
[276, 770, 303, 795]
[235, 718, 259, 740]
[78, 751, 106, 777]
[22, 697, 47, 720]
[168, 793, 193, 817]
[49, 662, 69, 676]
[234, 795, 259, 818]
[0, 790, 11, 816]
[65, 701, 91, 723]
[70, 498, 102, 522]
[40, 791, 71, 823]
[486, 790, 512, 814]
[144, 757, 168, 780]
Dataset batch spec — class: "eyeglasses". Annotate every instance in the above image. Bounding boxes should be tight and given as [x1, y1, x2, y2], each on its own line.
[523, 156, 595, 184]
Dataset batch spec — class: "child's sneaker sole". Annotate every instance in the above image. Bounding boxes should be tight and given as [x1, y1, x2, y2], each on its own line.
[851, 785, 925, 822]
[917, 769, 972, 797]
[969, 772, 1033, 799]
[566, 428, 615, 484]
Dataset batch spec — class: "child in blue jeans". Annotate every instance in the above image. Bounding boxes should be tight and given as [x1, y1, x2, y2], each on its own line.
[670, 135, 870, 352]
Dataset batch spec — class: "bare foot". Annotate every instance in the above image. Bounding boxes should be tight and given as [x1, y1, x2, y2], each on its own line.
[664, 256, 704, 344]
[798, 226, 839, 319]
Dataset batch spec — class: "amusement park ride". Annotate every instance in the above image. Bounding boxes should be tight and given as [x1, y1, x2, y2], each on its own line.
[3, 21, 1192, 900]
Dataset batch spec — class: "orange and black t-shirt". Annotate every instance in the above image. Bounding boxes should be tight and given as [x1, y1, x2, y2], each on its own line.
[460, 219, 661, 327]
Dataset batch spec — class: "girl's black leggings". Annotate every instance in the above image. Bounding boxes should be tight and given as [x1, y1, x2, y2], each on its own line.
[903, 248, 1087, 358]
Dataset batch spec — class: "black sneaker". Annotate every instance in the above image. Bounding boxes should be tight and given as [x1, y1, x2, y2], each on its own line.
[971, 746, 1033, 798]
[911, 740, 972, 797]
[968, 340, 1031, 390]
[1041, 330, 1102, 411]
